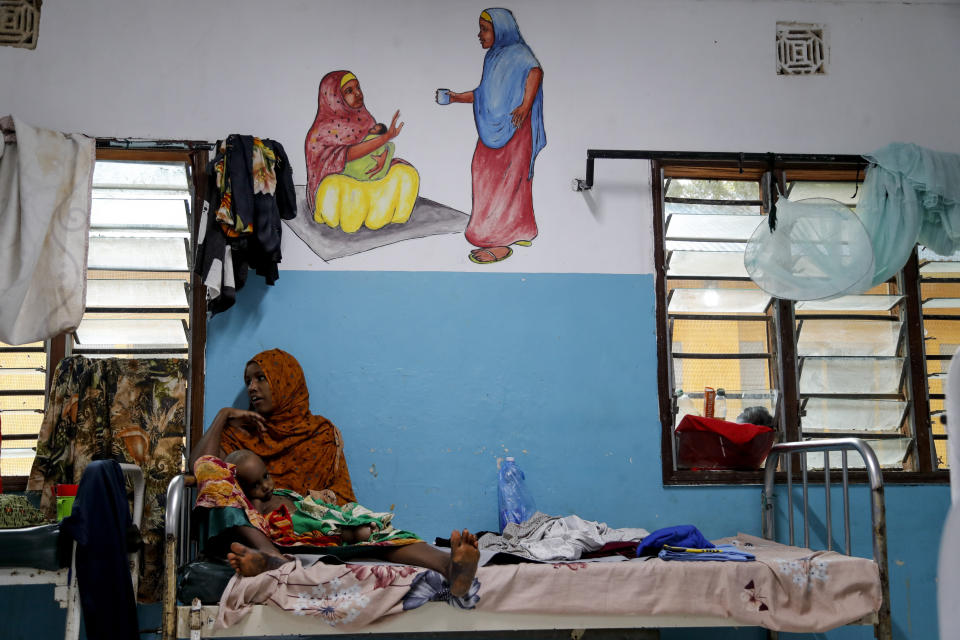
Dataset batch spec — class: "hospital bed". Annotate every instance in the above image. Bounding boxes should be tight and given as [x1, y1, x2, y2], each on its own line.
[162, 438, 891, 639]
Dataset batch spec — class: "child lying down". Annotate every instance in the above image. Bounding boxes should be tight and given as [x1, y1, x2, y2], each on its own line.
[193, 450, 479, 598]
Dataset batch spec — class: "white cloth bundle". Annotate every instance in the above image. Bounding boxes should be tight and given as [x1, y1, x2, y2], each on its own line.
[0, 116, 95, 345]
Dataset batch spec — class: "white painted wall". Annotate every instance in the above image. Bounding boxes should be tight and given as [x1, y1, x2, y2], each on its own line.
[2, 0, 959, 274]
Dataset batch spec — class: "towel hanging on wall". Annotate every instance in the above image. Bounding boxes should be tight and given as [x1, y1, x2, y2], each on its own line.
[0, 115, 95, 345]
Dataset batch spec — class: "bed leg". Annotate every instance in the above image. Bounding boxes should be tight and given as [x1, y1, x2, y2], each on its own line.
[162, 534, 178, 640]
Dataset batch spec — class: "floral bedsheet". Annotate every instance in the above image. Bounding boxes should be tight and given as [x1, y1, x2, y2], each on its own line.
[216, 533, 881, 633]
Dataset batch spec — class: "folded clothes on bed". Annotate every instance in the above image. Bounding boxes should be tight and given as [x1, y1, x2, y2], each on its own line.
[658, 544, 755, 562]
[636, 524, 714, 557]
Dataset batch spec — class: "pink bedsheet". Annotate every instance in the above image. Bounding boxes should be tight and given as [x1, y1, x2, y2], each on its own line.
[217, 533, 881, 633]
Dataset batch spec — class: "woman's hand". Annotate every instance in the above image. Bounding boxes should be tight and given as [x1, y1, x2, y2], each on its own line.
[345, 111, 403, 162]
[385, 110, 404, 140]
[221, 407, 267, 438]
[188, 406, 265, 469]
[511, 103, 531, 128]
[511, 67, 543, 128]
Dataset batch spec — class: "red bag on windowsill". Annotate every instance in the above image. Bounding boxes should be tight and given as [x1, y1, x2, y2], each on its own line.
[676, 415, 776, 470]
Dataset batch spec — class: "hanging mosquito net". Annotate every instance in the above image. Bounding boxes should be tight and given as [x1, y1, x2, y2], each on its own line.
[744, 196, 875, 301]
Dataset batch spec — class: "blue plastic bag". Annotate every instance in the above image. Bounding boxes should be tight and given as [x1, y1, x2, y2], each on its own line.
[498, 457, 536, 532]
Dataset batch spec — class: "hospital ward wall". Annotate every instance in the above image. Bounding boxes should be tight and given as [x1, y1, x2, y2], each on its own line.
[2, 1, 960, 639]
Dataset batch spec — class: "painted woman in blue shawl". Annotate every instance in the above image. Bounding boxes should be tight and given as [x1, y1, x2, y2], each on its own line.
[437, 8, 545, 264]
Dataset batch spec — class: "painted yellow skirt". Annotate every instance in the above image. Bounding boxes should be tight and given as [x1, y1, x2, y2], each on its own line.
[313, 163, 419, 233]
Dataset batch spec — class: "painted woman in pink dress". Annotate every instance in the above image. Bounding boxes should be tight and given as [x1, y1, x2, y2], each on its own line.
[438, 8, 545, 264]
[305, 71, 418, 233]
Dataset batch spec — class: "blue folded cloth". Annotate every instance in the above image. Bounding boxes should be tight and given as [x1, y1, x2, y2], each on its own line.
[658, 544, 755, 562]
[636, 524, 714, 557]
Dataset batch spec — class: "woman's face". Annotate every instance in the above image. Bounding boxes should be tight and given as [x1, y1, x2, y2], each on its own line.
[478, 18, 494, 49]
[341, 79, 364, 109]
[244, 362, 274, 415]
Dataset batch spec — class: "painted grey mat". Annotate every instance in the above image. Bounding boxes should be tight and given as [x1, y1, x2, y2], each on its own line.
[286, 185, 469, 261]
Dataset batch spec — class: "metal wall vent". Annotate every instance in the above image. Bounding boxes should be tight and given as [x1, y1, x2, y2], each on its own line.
[0, 0, 40, 50]
[776, 22, 828, 76]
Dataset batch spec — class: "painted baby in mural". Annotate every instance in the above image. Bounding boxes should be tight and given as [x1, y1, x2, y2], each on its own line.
[305, 71, 419, 233]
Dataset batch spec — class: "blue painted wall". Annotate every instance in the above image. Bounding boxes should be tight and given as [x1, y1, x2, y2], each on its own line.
[200, 272, 950, 640]
[2, 271, 949, 640]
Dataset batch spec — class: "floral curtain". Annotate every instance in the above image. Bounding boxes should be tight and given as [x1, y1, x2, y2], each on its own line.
[26, 356, 187, 602]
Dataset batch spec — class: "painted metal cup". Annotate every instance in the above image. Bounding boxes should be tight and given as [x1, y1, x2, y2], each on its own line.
[436, 88, 451, 105]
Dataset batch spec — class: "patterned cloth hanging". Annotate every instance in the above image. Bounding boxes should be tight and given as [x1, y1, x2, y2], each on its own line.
[26, 356, 188, 602]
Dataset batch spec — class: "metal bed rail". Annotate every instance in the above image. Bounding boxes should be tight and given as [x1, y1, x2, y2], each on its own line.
[762, 438, 891, 640]
[163, 473, 195, 640]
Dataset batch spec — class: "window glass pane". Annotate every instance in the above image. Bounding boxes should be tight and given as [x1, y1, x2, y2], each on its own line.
[666, 241, 746, 253]
[0, 449, 35, 476]
[786, 181, 861, 207]
[671, 319, 768, 354]
[88, 237, 189, 271]
[85, 280, 188, 309]
[75, 318, 187, 348]
[936, 439, 950, 470]
[0, 369, 46, 391]
[923, 298, 960, 312]
[799, 357, 904, 395]
[802, 398, 906, 432]
[805, 438, 911, 470]
[671, 387, 778, 422]
[796, 295, 902, 313]
[920, 261, 960, 278]
[0, 394, 44, 411]
[665, 179, 760, 200]
[664, 203, 761, 216]
[669, 288, 771, 315]
[91, 198, 189, 230]
[668, 251, 749, 279]
[797, 319, 901, 356]
[0, 410, 43, 436]
[93, 160, 188, 190]
[666, 214, 762, 241]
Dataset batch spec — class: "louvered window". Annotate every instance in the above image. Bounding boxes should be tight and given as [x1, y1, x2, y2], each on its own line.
[655, 159, 948, 483]
[77, 157, 192, 357]
[0, 148, 207, 491]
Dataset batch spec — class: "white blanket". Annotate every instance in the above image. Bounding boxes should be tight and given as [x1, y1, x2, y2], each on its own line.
[0, 116, 95, 345]
[478, 511, 649, 561]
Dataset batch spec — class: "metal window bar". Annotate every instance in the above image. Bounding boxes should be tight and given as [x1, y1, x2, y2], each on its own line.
[762, 437, 890, 640]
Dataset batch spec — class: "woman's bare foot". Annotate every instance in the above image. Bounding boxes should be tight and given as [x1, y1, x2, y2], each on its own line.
[227, 542, 288, 577]
[447, 529, 480, 597]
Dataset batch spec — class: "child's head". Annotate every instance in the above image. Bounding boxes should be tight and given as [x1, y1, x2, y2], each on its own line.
[369, 123, 387, 135]
[226, 449, 275, 501]
[736, 406, 775, 427]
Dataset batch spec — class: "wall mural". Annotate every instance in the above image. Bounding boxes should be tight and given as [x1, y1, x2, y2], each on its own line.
[285, 7, 545, 264]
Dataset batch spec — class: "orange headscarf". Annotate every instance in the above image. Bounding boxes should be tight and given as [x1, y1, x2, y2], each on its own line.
[220, 349, 356, 504]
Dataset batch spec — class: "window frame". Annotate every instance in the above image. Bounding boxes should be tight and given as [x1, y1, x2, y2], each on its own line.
[652, 157, 949, 486]
[0, 146, 209, 492]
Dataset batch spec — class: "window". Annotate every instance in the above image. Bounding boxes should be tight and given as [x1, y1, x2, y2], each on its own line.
[654, 157, 949, 484]
[0, 147, 208, 491]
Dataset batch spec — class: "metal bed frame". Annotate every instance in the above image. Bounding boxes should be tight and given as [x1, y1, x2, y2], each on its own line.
[162, 438, 891, 639]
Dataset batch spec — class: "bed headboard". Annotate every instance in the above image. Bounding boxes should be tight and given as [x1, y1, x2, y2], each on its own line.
[762, 438, 891, 640]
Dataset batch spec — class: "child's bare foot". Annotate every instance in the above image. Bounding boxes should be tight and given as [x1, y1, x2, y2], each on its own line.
[447, 529, 479, 597]
[227, 542, 287, 577]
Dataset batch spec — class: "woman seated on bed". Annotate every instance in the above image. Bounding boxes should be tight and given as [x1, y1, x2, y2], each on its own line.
[305, 70, 419, 233]
[187, 348, 478, 597]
